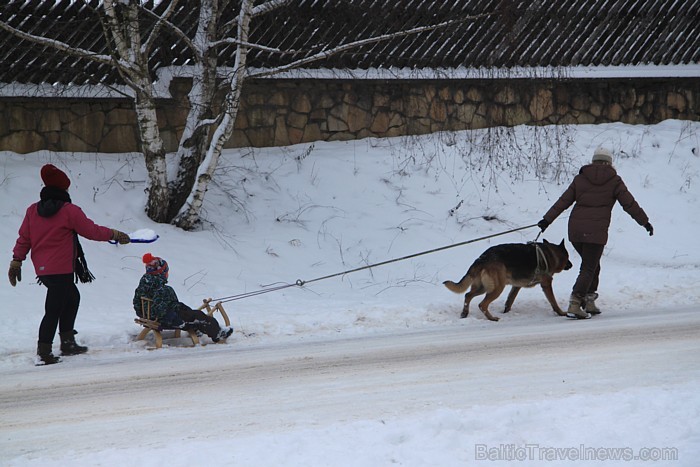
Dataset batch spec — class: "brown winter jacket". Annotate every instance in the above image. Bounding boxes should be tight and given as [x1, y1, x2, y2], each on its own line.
[543, 164, 649, 245]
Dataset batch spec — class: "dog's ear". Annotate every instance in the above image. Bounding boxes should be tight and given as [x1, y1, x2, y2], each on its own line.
[559, 239, 565, 247]
[543, 238, 550, 244]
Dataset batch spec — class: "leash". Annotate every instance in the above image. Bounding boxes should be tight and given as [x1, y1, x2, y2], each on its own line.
[211, 223, 539, 303]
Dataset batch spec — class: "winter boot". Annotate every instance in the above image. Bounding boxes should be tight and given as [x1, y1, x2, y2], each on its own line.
[36, 342, 61, 366]
[213, 327, 234, 343]
[583, 293, 601, 315]
[60, 330, 88, 356]
[566, 294, 591, 320]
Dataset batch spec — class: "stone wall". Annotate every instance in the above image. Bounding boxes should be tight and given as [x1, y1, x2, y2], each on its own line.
[1, 78, 698, 154]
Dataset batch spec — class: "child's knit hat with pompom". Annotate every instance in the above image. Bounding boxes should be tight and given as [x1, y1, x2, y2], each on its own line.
[142, 253, 169, 276]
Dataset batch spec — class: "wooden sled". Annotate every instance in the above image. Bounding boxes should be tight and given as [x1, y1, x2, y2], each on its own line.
[134, 297, 231, 349]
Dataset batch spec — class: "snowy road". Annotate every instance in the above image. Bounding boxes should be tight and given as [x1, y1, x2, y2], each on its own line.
[2, 307, 699, 461]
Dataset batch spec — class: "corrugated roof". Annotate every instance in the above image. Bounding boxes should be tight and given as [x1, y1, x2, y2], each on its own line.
[0, 0, 698, 86]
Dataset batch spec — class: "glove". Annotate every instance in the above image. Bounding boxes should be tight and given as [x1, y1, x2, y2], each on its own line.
[8, 259, 21, 287]
[111, 229, 131, 245]
[537, 219, 550, 232]
[644, 222, 654, 236]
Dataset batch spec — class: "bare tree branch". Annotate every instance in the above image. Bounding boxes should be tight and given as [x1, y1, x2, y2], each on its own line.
[248, 14, 493, 79]
[210, 38, 296, 54]
[251, 0, 295, 16]
[142, 0, 181, 56]
[140, 6, 196, 55]
[220, 0, 293, 37]
[0, 20, 114, 67]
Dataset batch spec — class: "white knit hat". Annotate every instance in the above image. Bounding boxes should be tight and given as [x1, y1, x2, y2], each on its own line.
[592, 147, 613, 164]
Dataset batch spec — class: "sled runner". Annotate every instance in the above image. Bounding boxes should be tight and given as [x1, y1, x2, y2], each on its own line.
[134, 297, 231, 349]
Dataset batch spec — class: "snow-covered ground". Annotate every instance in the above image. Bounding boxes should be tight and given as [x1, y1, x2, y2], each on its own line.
[1, 120, 699, 466]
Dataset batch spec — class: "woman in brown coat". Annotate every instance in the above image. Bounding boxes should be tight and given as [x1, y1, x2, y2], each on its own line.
[537, 147, 653, 319]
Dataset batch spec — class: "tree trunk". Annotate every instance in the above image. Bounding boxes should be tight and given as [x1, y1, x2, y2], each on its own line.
[134, 89, 170, 223]
[166, 62, 218, 221]
[173, 0, 254, 230]
[167, 0, 220, 221]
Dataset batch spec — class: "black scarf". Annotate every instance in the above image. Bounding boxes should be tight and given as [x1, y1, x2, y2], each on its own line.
[37, 187, 96, 284]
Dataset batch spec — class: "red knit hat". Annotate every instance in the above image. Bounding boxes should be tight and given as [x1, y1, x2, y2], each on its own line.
[143, 253, 169, 276]
[40, 164, 71, 190]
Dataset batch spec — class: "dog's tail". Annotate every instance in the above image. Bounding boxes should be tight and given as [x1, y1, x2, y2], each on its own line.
[443, 273, 473, 294]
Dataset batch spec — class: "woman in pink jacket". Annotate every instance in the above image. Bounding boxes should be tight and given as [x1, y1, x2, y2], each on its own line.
[9, 164, 131, 365]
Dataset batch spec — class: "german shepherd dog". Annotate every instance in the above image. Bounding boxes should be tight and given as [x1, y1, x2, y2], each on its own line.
[443, 239, 573, 321]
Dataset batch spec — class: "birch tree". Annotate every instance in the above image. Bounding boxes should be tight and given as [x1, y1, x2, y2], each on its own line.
[170, 0, 486, 229]
[1, 0, 489, 230]
[100, 0, 175, 223]
[0, 0, 179, 222]
[172, 0, 255, 228]
[0, 0, 177, 222]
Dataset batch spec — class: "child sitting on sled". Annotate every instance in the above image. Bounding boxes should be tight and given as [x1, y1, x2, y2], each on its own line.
[133, 253, 233, 343]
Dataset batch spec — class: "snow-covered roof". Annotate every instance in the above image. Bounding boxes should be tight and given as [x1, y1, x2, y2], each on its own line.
[0, 0, 698, 87]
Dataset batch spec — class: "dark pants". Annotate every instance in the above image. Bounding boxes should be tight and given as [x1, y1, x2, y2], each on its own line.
[38, 274, 80, 344]
[571, 242, 605, 298]
[175, 302, 222, 340]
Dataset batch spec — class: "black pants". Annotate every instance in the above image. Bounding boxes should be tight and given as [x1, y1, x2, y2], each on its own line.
[571, 242, 605, 298]
[175, 302, 222, 340]
[38, 274, 80, 344]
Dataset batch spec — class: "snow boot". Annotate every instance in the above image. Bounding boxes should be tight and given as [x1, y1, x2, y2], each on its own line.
[583, 293, 601, 315]
[213, 327, 233, 343]
[60, 330, 88, 356]
[36, 342, 61, 366]
[566, 294, 591, 320]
